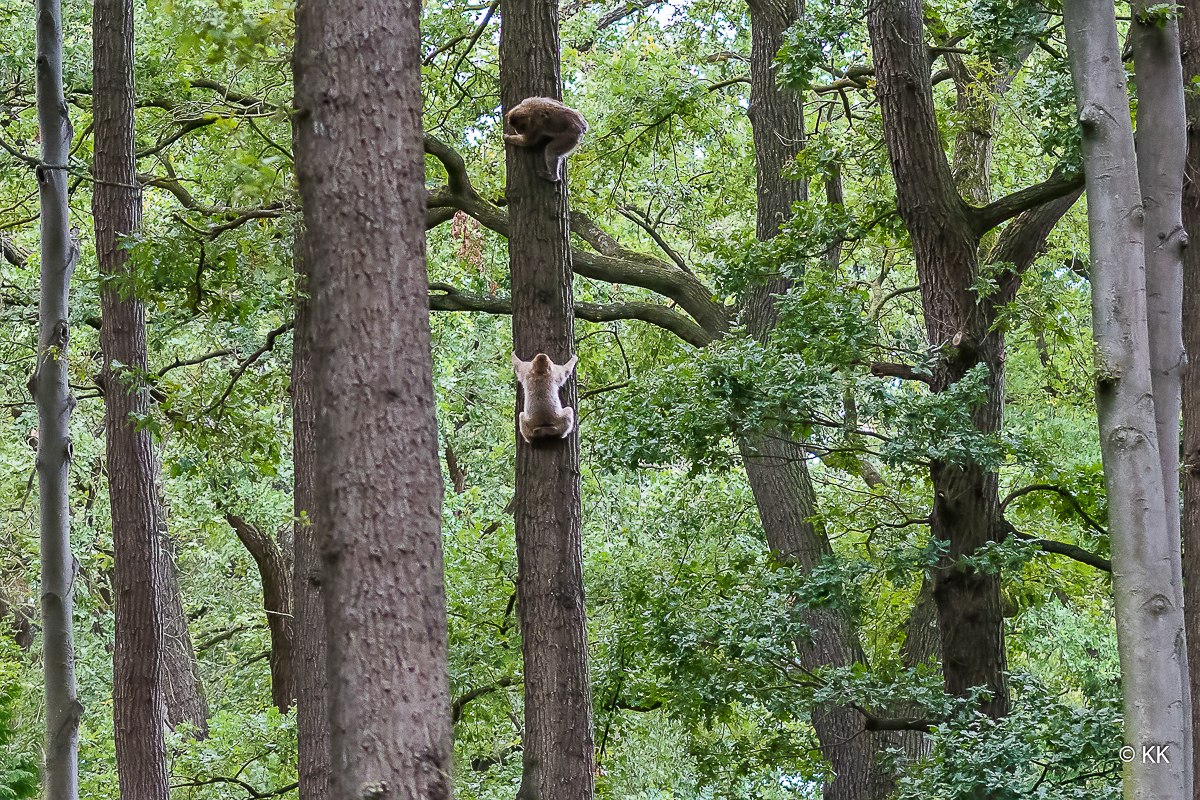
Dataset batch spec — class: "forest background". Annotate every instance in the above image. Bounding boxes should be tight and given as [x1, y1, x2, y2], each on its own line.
[0, 0, 1152, 795]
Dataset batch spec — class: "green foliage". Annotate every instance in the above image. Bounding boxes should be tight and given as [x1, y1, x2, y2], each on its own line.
[0, 645, 37, 800]
[895, 674, 1122, 800]
[878, 364, 1010, 470]
[777, 0, 866, 93]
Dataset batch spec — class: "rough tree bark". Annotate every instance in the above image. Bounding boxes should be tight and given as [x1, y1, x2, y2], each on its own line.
[867, 0, 1007, 720]
[157, 534, 209, 737]
[1064, 0, 1190, 795]
[737, 0, 893, 796]
[866, 0, 1085, 723]
[34, 0, 81, 794]
[293, 0, 453, 795]
[225, 514, 295, 714]
[94, 0, 170, 793]
[1181, 0, 1200, 791]
[291, 227, 330, 800]
[499, 0, 595, 797]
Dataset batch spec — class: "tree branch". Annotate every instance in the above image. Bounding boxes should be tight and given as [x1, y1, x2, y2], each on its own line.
[429, 283, 711, 346]
[869, 361, 935, 385]
[207, 321, 295, 416]
[1003, 521, 1112, 573]
[970, 167, 1086, 234]
[170, 775, 297, 799]
[154, 349, 234, 380]
[423, 134, 728, 340]
[451, 675, 516, 723]
[1000, 483, 1108, 538]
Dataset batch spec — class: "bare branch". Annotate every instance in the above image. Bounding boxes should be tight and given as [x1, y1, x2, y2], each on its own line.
[429, 283, 711, 346]
[1003, 522, 1112, 573]
[870, 361, 934, 386]
[207, 320, 295, 416]
[970, 167, 1086, 234]
[1000, 483, 1108, 538]
[423, 134, 728, 339]
[452, 675, 516, 723]
[617, 205, 692, 273]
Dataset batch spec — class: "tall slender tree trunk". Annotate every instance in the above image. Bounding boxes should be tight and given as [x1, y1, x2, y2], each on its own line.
[1180, 0, 1200, 792]
[291, 228, 330, 800]
[293, 0, 453, 794]
[34, 0, 80, 794]
[737, 3, 892, 797]
[1064, 0, 1190, 795]
[499, 2, 595, 798]
[94, 0, 170, 794]
[1130, 4, 1192, 790]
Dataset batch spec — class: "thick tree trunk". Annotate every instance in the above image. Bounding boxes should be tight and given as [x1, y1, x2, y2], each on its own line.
[1181, 0, 1200, 792]
[500, 2, 595, 798]
[738, 3, 893, 796]
[1064, 0, 1190, 795]
[293, 0, 453, 794]
[867, 0, 1010, 719]
[158, 535, 209, 737]
[34, 0, 80, 794]
[291, 230, 330, 800]
[226, 514, 295, 714]
[94, 0, 170, 795]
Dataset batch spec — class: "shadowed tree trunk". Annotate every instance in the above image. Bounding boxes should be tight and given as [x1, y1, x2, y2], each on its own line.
[736, 2, 893, 796]
[1065, 0, 1190, 794]
[1181, 0, 1200, 790]
[94, 0, 169, 793]
[294, 0, 453, 794]
[157, 533, 209, 737]
[291, 227, 330, 799]
[500, 1, 595, 798]
[225, 514, 295, 714]
[34, 0, 81, 793]
[866, 0, 1084, 724]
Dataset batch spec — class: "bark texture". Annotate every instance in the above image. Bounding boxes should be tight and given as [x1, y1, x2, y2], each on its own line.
[1182, 0, 1200, 791]
[157, 535, 209, 737]
[738, 3, 893, 796]
[226, 514, 295, 714]
[1064, 0, 1190, 795]
[499, 1, 596, 797]
[293, 0, 453, 795]
[94, 0, 170, 794]
[291, 233, 330, 800]
[35, 0, 80, 794]
[867, 0, 1009, 718]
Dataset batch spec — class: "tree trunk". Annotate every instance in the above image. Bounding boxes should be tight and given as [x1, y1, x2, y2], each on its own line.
[1064, 0, 1190, 795]
[225, 514, 295, 714]
[291, 227, 330, 800]
[499, 2, 596, 798]
[867, 0, 1010, 719]
[34, 0, 80, 794]
[157, 534, 209, 737]
[94, 0, 170, 794]
[1180, 0, 1200, 792]
[1130, 3, 1192, 789]
[737, 3, 896, 795]
[293, 0, 453, 794]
